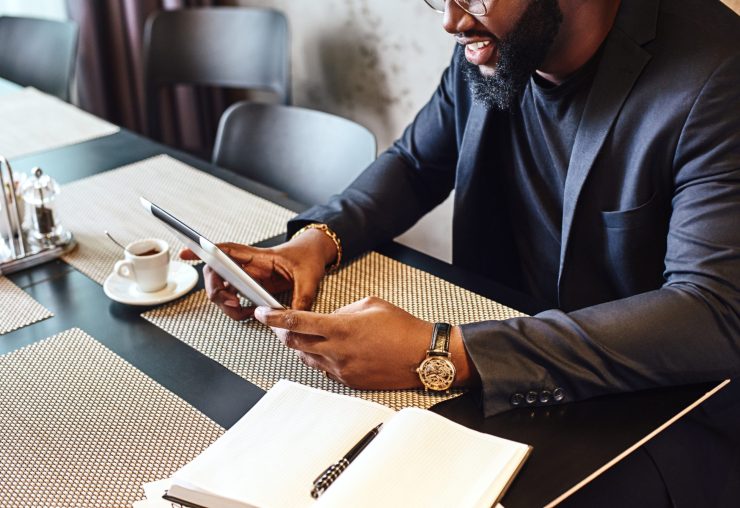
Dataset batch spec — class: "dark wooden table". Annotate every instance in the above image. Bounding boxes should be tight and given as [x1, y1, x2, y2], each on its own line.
[2, 125, 726, 507]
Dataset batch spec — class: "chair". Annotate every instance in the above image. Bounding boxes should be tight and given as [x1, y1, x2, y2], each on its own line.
[0, 16, 78, 101]
[143, 7, 290, 142]
[212, 102, 377, 206]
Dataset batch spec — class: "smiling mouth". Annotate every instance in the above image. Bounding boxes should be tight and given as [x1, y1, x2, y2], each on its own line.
[464, 40, 497, 67]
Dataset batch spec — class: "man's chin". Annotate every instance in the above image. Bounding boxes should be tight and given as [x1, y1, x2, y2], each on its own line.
[477, 64, 497, 78]
[467, 50, 499, 78]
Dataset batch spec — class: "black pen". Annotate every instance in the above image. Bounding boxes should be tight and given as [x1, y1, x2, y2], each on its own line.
[310, 423, 383, 499]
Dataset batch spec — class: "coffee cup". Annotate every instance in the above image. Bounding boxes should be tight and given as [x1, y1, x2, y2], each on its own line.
[113, 238, 170, 292]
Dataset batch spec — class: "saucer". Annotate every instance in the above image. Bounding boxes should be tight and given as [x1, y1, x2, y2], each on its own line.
[103, 261, 198, 306]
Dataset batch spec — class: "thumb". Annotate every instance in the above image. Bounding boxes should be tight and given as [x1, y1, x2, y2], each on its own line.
[291, 270, 322, 310]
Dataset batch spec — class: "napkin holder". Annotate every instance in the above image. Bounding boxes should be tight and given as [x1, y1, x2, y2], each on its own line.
[0, 156, 76, 275]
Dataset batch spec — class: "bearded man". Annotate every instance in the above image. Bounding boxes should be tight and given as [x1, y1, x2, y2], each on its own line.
[186, 0, 740, 504]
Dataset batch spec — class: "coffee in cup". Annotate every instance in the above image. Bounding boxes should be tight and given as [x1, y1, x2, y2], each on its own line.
[113, 238, 170, 292]
[138, 248, 161, 257]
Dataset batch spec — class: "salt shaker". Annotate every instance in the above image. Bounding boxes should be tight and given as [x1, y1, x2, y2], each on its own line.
[21, 167, 68, 244]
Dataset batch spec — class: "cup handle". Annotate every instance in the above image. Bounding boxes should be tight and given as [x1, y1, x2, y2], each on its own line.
[114, 260, 135, 280]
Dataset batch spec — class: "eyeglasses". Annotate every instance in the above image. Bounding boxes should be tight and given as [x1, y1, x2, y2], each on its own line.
[423, 0, 489, 17]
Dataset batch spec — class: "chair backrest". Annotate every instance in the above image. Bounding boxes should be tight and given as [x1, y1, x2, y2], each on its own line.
[143, 7, 290, 140]
[0, 16, 78, 101]
[212, 102, 377, 206]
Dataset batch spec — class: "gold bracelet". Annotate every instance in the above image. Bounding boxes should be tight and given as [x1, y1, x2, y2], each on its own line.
[291, 223, 343, 272]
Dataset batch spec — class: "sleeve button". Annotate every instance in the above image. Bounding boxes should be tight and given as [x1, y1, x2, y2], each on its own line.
[553, 387, 565, 401]
[539, 390, 552, 403]
[510, 393, 525, 406]
[525, 391, 538, 404]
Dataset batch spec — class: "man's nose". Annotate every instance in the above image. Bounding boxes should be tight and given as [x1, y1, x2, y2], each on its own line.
[442, 0, 476, 34]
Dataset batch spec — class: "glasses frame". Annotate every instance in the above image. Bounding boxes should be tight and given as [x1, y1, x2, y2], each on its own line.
[423, 0, 489, 17]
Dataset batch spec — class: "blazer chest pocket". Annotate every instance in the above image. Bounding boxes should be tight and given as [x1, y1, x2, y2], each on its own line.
[602, 192, 661, 229]
[600, 192, 667, 296]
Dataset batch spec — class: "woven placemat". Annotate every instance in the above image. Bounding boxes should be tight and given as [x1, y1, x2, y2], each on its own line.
[56, 154, 295, 284]
[144, 252, 526, 410]
[0, 276, 53, 334]
[0, 88, 119, 159]
[0, 328, 224, 508]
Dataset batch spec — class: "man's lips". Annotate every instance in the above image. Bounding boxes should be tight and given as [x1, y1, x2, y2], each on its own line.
[462, 39, 497, 66]
[456, 34, 498, 66]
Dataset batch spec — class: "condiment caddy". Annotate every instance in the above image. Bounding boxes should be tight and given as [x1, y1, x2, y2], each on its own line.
[0, 156, 76, 274]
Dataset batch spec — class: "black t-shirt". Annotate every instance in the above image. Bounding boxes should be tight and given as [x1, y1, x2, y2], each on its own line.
[502, 55, 601, 305]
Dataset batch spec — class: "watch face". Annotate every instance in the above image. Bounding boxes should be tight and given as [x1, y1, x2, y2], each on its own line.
[418, 357, 456, 391]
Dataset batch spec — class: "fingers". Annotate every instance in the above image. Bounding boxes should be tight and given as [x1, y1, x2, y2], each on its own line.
[272, 326, 326, 353]
[179, 248, 201, 261]
[217, 242, 258, 264]
[217, 290, 256, 320]
[203, 265, 234, 303]
[203, 265, 254, 320]
[254, 306, 333, 336]
[215, 243, 294, 295]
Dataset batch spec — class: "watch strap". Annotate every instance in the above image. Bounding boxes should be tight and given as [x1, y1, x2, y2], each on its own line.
[428, 322, 451, 356]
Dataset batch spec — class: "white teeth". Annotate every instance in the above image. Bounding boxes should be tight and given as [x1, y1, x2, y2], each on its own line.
[466, 41, 490, 50]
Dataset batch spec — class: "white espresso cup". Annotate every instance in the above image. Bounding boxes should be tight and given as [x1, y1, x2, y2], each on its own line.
[113, 238, 170, 292]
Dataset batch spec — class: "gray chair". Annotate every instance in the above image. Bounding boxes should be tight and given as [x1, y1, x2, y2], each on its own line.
[212, 102, 377, 206]
[0, 16, 78, 101]
[143, 7, 290, 142]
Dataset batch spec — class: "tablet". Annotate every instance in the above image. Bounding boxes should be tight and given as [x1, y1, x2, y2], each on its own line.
[139, 197, 284, 309]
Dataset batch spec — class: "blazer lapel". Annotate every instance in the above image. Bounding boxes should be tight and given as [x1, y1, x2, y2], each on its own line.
[557, 0, 658, 302]
[455, 103, 491, 198]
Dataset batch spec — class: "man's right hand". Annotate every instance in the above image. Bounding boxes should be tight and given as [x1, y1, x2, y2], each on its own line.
[180, 227, 338, 320]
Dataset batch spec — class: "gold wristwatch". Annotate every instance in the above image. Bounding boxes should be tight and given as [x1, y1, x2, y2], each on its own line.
[417, 322, 456, 391]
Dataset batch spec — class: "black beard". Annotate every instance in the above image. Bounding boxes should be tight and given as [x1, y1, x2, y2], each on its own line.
[460, 0, 563, 110]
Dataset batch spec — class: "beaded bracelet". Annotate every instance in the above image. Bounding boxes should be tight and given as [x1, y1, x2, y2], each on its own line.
[290, 223, 342, 272]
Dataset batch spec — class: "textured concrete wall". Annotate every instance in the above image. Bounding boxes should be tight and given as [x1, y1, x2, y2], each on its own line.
[229, 0, 453, 150]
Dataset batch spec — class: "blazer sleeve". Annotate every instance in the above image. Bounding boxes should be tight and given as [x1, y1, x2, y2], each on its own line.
[286, 49, 464, 260]
[462, 54, 740, 416]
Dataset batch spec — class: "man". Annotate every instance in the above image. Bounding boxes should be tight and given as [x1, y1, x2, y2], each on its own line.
[185, 0, 739, 504]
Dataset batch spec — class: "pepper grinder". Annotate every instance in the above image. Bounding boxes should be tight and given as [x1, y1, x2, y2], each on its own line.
[22, 167, 71, 246]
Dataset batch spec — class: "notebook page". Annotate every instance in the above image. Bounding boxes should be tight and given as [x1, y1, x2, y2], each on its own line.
[141, 479, 172, 507]
[171, 380, 395, 508]
[317, 407, 530, 508]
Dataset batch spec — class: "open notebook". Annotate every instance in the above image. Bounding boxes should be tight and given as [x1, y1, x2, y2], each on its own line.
[160, 380, 531, 508]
